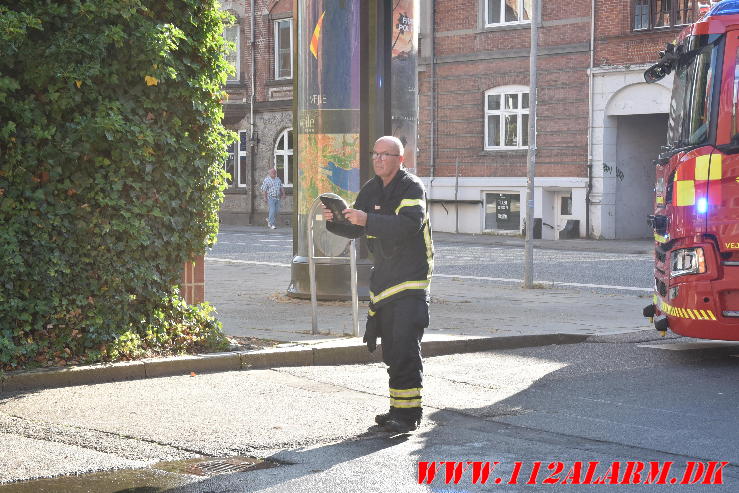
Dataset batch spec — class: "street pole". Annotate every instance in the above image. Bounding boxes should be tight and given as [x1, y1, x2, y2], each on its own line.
[523, 0, 538, 289]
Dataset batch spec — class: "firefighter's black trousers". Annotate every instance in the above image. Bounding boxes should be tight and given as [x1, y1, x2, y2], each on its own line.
[376, 295, 429, 421]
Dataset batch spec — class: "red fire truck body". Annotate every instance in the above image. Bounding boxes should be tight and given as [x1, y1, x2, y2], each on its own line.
[644, 1, 739, 340]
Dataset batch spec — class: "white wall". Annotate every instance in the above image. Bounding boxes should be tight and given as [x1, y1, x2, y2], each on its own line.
[422, 177, 587, 238]
[590, 66, 672, 239]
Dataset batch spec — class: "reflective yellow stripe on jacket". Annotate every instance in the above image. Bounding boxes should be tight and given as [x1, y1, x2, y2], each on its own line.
[370, 280, 430, 304]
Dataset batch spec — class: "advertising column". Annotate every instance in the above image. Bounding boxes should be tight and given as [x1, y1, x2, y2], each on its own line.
[289, 0, 365, 299]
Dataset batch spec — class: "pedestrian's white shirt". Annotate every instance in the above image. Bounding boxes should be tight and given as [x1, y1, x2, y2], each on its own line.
[261, 176, 283, 199]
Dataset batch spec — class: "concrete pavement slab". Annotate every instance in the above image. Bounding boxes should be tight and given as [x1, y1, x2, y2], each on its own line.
[206, 259, 651, 341]
[1, 230, 654, 394]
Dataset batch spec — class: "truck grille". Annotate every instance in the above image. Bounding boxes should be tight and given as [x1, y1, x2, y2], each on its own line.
[655, 278, 667, 297]
[655, 249, 666, 264]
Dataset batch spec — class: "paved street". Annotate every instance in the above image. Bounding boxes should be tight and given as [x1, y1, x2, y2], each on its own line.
[1, 333, 738, 491]
[208, 226, 654, 295]
[203, 225, 654, 343]
[5, 227, 727, 492]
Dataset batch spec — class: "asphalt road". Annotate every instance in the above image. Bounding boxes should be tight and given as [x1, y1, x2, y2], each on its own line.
[2, 333, 738, 492]
[207, 228, 654, 295]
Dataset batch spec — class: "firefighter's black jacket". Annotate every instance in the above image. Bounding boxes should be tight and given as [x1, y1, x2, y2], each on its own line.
[327, 168, 434, 311]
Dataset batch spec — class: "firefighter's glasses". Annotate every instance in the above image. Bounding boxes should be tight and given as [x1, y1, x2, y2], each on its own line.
[370, 151, 401, 161]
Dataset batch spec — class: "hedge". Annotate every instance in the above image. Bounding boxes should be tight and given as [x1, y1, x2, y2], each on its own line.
[0, 0, 235, 370]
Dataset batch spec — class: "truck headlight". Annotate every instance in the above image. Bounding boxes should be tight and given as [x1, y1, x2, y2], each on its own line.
[670, 247, 706, 278]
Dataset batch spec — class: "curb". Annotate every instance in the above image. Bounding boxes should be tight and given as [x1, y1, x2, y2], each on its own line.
[0, 333, 588, 393]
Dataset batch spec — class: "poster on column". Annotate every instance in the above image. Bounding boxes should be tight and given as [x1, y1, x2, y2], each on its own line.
[296, 0, 361, 219]
[391, 0, 418, 172]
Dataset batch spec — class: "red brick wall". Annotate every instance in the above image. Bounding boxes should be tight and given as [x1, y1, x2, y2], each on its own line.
[181, 257, 205, 305]
[418, 2, 591, 180]
[238, 0, 293, 104]
[595, 0, 687, 67]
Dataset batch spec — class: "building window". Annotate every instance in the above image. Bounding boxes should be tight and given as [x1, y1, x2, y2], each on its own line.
[274, 128, 293, 186]
[484, 86, 530, 150]
[634, 0, 650, 30]
[225, 142, 235, 187]
[224, 131, 249, 189]
[223, 21, 240, 82]
[274, 19, 293, 80]
[560, 193, 573, 215]
[485, 193, 521, 231]
[633, 0, 700, 31]
[238, 131, 248, 187]
[486, 0, 532, 26]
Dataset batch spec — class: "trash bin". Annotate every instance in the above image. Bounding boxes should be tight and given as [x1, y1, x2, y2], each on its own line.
[560, 219, 580, 239]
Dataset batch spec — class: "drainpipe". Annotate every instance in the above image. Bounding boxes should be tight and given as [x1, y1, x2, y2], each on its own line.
[428, 2, 436, 198]
[454, 158, 459, 233]
[586, 0, 595, 238]
[248, 0, 257, 224]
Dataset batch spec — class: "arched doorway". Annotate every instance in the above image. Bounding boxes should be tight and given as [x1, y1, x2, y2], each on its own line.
[603, 81, 671, 239]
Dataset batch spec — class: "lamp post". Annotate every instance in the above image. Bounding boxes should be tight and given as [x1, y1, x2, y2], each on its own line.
[524, 0, 538, 289]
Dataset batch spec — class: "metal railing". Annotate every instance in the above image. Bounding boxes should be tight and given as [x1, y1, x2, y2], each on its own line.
[306, 196, 359, 336]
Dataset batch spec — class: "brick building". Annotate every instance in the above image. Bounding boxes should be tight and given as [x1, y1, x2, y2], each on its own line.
[417, 0, 718, 239]
[219, 0, 295, 227]
[416, 1, 591, 239]
[217, 0, 717, 239]
[590, 0, 717, 239]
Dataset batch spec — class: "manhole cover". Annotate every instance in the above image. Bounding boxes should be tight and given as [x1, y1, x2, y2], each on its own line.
[156, 456, 279, 477]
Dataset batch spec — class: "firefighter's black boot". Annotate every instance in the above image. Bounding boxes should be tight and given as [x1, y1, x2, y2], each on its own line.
[381, 407, 421, 433]
[375, 411, 392, 426]
[382, 415, 420, 433]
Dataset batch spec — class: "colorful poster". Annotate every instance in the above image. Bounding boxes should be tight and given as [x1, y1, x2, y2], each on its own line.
[296, 0, 361, 257]
[297, 0, 361, 216]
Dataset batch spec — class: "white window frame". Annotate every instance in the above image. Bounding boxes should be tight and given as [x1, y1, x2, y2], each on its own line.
[223, 21, 240, 82]
[274, 128, 293, 187]
[224, 131, 249, 189]
[485, 0, 532, 27]
[237, 130, 248, 188]
[274, 18, 293, 80]
[484, 85, 530, 150]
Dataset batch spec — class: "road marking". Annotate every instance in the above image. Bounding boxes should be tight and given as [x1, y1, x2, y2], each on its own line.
[207, 257, 290, 267]
[433, 273, 651, 292]
[205, 260, 650, 292]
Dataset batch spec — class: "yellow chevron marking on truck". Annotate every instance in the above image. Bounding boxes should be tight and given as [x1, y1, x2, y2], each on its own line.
[659, 300, 716, 321]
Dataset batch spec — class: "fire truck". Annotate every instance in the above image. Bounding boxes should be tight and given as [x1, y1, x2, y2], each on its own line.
[642, 0, 739, 341]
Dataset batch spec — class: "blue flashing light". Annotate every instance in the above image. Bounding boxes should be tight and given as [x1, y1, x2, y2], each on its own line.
[697, 197, 708, 214]
[707, 0, 739, 17]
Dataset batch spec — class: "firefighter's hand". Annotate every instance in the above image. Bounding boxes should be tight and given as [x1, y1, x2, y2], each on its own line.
[343, 208, 367, 226]
[364, 316, 378, 353]
[321, 204, 335, 222]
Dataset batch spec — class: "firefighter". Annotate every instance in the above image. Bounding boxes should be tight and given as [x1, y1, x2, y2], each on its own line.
[323, 135, 433, 433]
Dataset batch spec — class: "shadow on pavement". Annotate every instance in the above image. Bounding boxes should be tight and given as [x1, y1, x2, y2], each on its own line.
[409, 333, 739, 488]
[160, 430, 412, 492]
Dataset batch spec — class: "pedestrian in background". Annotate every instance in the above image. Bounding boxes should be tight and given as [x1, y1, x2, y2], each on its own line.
[322, 135, 433, 433]
[261, 168, 285, 229]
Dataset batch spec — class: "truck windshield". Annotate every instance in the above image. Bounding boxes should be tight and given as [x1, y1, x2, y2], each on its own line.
[666, 34, 723, 149]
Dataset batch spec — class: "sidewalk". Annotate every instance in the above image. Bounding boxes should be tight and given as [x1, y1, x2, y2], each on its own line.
[0, 231, 655, 393]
